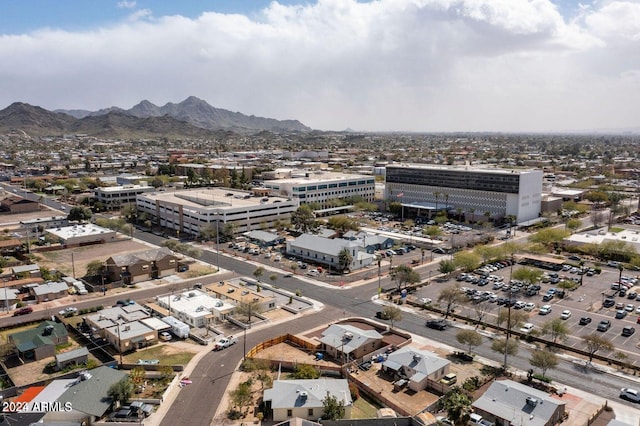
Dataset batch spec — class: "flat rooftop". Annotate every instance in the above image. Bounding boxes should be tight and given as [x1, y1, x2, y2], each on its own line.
[157, 289, 234, 318]
[274, 171, 371, 184]
[45, 223, 115, 240]
[387, 163, 539, 175]
[139, 188, 292, 210]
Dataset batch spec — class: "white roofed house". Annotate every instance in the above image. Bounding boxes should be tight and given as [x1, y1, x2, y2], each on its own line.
[319, 324, 383, 363]
[472, 379, 566, 426]
[29, 281, 69, 303]
[263, 379, 352, 422]
[286, 233, 375, 272]
[382, 347, 451, 392]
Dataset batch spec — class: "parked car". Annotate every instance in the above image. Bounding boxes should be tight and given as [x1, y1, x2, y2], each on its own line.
[440, 373, 457, 386]
[622, 326, 636, 337]
[539, 305, 552, 315]
[603, 298, 616, 308]
[375, 311, 390, 320]
[519, 323, 535, 333]
[560, 310, 572, 320]
[12, 306, 33, 316]
[58, 307, 78, 316]
[579, 316, 592, 325]
[159, 331, 172, 341]
[597, 320, 611, 331]
[615, 309, 627, 319]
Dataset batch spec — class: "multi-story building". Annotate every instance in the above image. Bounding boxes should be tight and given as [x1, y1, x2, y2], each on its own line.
[136, 187, 298, 237]
[93, 184, 155, 210]
[385, 164, 543, 223]
[262, 171, 375, 208]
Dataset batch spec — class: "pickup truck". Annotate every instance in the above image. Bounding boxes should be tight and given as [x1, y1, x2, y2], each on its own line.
[214, 336, 238, 351]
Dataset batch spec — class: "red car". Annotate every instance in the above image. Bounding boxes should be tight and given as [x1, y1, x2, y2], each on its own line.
[12, 307, 33, 316]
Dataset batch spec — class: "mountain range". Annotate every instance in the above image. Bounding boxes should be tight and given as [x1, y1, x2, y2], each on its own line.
[0, 96, 311, 137]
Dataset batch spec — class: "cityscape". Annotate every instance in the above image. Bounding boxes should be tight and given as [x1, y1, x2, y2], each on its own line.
[1, 1, 640, 426]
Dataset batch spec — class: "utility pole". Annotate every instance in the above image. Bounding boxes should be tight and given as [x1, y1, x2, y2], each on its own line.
[71, 252, 76, 279]
[503, 255, 515, 371]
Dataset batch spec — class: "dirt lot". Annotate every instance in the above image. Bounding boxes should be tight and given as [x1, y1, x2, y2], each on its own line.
[31, 238, 155, 277]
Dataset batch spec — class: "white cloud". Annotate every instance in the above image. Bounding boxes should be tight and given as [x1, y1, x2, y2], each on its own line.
[0, 0, 638, 132]
[117, 1, 137, 9]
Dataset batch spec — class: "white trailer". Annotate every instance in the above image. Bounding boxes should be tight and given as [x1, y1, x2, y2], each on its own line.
[161, 316, 190, 339]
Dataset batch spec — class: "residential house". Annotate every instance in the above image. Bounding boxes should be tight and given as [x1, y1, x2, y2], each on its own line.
[28, 281, 69, 303]
[319, 324, 383, 362]
[105, 247, 179, 284]
[0, 196, 39, 214]
[9, 321, 69, 361]
[12, 264, 42, 279]
[104, 321, 157, 353]
[264, 379, 352, 422]
[43, 367, 128, 424]
[84, 303, 150, 338]
[472, 379, 566, 426]
[382, 347, 450, 392]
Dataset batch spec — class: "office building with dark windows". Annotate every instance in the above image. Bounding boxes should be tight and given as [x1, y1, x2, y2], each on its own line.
[385, 164, 543, 223]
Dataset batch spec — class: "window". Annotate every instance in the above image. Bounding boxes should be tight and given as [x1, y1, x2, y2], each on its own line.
[308, 408, 313, 416]
[287, 409, 292, 417]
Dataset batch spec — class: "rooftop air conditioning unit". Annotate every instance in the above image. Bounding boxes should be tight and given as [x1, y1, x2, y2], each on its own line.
[299, 391, 308, 398]
[526, 397, 538, 407]
[343, 332, 354, 340]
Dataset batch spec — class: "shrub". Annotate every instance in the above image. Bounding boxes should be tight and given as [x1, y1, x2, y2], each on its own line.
[228, 409, 242, 420]
[349, 382, 359, 401]
[532, 373, 552, 383]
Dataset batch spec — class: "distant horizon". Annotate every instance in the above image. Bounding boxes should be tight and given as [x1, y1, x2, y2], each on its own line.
[1, 1, 639, 133]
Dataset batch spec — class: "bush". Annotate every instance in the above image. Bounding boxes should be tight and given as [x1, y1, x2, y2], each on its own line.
[295, 289, 301, 297]
[532, 373, 552, 383]
[227, 409, 243, 420]
[349, 382, 360, 401]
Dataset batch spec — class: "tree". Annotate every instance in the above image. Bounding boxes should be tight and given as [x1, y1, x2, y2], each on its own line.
[322, 394, 346, 420]
[441, 388, 472, 426]
[439, 259, 456, 276]
[541, 318, 569, 345]
[528, 228, 570, 249]
[438, 285, 464, 319]
[491, 338, 518, 357]
[253, 266, 265, 282]
[471, 300, 494, 329]
[382, 305, 402, 329]
[292, 364, 320, 379]
[529, 349, 558, 378]
[456, 330, 482, 354]
[453, 252, 481, 273]
[327, 216, 360, 234]
[424, 225, 442, 239]
[85, 260, 104, 278]
[229, 381, 253, 413]
[235, 299, 264, 323]
[130, 366, 146, 388]
[566, 218, 582, 233]
[67, 206, 93, 222]
[338, 247, 353, 272]
[108, 378, 134, 407]
[582, 333, 614, 363]
[496, 309, 528, 331]
[511, 267, 543, 287]
[390, 264, 420, 291]
[291, 205, 317, 233]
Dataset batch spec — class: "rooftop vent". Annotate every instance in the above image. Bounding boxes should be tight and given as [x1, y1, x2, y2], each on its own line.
[299, 391, 308, 399]
[526, 397, 538, 407]
[343, 332, 354, 340]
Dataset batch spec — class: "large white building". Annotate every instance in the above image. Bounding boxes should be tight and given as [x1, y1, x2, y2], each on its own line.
[385, 164, 543, 223]
[155, 289, 235, 327]
[262, 171, 375, 208]
[136, 187, 298, 237]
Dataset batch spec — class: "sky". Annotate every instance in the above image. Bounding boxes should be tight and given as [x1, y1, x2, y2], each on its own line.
[1, 0, 639, 133]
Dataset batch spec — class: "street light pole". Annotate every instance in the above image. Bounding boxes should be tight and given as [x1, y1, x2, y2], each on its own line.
[216, 214, 220, 272]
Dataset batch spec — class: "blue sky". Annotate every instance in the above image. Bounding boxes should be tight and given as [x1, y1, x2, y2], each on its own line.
[1, 0, 639, 133]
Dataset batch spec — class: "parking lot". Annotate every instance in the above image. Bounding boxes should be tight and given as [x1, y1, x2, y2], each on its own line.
[411, 257, 640, 364]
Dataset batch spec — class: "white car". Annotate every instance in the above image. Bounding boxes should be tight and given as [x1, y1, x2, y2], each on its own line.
[539, 305, 552, 315]
[560, 310, 572, 320]
[519, 323, 535, 333]
[58, 307, 78, 316]
[523, 302, 536, 312]
[419, 297, 432, 305]
[159, 331, 172, 341]
[620, 387, 640, 403]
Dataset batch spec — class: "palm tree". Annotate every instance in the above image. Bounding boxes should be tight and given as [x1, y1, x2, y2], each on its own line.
[433, 191, 441, 215]
[338, 248, 353, 273]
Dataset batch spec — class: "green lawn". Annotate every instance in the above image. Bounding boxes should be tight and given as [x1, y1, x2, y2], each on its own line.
[350, 396, 380, 419]
[124, 344, 197, 366]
